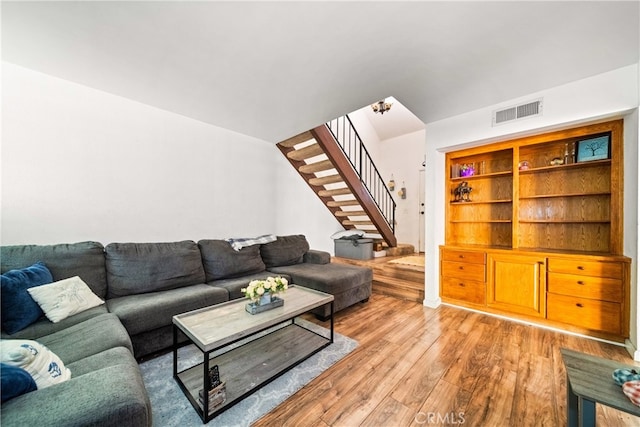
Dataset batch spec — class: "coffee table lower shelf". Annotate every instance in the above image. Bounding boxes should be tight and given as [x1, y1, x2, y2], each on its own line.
[174, 321, 331, 423]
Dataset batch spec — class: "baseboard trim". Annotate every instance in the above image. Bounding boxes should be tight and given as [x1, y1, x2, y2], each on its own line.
[423, 296, 441, 308]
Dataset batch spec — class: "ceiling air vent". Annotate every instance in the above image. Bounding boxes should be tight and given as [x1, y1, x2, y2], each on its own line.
[492, 99, 543, 126]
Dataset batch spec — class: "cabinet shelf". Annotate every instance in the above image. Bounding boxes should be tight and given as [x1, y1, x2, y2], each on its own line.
[450, 171, 512, 181]
[519, 219, 610, 224]
[519, 192, 610, 200]
[519, 159, 611, 174]
[450, 199, 512, 205]
[451, 220, 512, 224]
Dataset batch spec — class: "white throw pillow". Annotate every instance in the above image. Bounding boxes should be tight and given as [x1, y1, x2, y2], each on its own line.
[0, 339, 71, 389]
[27, 276, 104, 323]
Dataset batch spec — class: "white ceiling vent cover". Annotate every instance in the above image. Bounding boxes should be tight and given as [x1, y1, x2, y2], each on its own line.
[492, 99, 543, 126]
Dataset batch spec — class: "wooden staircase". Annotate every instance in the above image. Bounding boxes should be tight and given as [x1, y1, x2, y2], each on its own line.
[277, 122, 397, 247]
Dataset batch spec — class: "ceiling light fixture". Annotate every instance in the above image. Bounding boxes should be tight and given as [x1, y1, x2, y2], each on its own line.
[371, 99, 392, 115]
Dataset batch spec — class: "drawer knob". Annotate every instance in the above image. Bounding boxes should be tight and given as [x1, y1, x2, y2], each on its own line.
[458, 283, 465, 287]
[458, 255, 465, 259]
[577, 266, 585, 271]
[459, 266, 464, 270]
[576, 303, 584, 308]
[577, 281, 585, 285]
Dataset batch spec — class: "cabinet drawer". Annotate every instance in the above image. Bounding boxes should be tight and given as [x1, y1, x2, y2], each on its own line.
[548, 272, 622, 303]
[548, 259, 623, 279]
[547, 293, 621, 335]
[442, 277, 485, 305]
[441, 260, 485, 281]
[441, 249, 485, 264]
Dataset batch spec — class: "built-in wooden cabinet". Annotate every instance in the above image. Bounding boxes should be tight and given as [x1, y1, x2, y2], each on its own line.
[547, 256, 627, 336]
[487, 252, 546, 318]
[440, 248, 486, 306]
[440, 119, 631, 342]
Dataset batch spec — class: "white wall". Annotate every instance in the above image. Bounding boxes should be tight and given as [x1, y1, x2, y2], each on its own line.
[1, 62, 279, 245]
[423, 64, 640, 356]
[376, 130, 426, 251]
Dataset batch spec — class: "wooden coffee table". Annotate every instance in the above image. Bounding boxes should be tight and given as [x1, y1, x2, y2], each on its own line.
[172, 285, 334, 423]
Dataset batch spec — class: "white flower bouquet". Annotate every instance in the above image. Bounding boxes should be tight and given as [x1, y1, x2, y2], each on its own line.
[241, 276, 288, 303]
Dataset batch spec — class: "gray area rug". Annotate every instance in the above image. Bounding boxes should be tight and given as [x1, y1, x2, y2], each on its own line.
[139, 319, 357, 426]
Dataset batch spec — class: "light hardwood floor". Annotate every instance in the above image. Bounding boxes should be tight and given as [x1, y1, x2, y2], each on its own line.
[254, 293, 640, 427]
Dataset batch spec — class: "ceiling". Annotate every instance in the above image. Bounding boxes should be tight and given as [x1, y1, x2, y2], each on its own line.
[2, 2, 638, 143]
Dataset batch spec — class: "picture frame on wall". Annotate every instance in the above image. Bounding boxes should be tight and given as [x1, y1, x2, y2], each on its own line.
[575, 134, 611, 163]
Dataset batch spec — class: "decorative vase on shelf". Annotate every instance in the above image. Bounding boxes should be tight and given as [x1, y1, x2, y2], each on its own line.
[459, 164, 475, 177]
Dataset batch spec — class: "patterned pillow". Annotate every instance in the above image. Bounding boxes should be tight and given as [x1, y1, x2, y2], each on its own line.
[0, 340, 71, 389]
[27, 276, 104, 323]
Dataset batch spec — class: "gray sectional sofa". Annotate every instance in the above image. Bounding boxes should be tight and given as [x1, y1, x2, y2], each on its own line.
[0, 235, 372, 426]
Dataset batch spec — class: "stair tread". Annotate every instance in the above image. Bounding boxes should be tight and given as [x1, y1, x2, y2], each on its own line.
[318, 188, 352, 197]
[327, 200, 360, 207]
[342, 220, 375, 226]
[287, 143, 324, 161]
[335, 210, 366, 217]
[309, 174, 343, 186]
[299, 159, 334, 174]
[278, 131, 314, 148]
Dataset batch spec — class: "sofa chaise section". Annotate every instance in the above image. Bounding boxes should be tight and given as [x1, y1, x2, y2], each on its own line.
[261, 235, 373, 319]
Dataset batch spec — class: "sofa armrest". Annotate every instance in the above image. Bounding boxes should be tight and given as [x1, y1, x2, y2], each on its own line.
[0, 362, 151, 427]
[303, 250, 331, 265]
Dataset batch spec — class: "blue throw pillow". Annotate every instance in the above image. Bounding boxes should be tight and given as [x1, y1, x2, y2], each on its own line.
[1, 262, 53, 334]
[1, 363, 37, 402]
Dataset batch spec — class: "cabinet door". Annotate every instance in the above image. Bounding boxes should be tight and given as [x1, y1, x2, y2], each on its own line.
[487, 253, 546, 317]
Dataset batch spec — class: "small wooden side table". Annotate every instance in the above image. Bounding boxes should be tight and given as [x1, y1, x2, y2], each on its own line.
[561, 348, 640, 426]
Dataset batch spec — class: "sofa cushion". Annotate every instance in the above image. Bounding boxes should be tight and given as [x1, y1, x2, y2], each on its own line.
[0, 363, 37, 403]
[36, 313, 133, 364]
[1, 262, 52, 334]
[260, 235, 310, 268]
[27, 276, 104, 323]
[267, 263, 372, 293]
[1, 305, 109, 341]
[208, 272, 292, 300]
[107, 284, 228, 336]
[1, 242, 108, 299]
[105, 241, 206, 298]
[198, 239, 266, 281]
[0, 339, 71, 389]
[303, 250, 331, 265]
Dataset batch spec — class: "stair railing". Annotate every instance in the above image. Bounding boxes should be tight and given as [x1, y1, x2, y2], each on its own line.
[326, 115, 395, 233]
